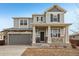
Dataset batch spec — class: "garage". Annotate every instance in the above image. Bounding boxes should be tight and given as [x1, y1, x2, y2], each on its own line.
[9, 34, 32, 45]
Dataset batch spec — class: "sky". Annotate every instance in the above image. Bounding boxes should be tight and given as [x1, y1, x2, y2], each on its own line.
[0, 3, 79, 34]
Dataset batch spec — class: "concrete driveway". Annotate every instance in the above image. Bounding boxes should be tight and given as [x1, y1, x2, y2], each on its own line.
[0, 45, 28, 56]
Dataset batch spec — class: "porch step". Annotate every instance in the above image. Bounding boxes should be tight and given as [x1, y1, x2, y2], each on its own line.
[34, 43, 50, 47]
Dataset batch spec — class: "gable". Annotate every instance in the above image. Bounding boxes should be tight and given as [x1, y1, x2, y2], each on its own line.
[47, 5, 66, 13]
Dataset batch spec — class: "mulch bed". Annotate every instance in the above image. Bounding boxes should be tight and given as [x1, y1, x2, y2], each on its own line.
[22, 48, 79, 56]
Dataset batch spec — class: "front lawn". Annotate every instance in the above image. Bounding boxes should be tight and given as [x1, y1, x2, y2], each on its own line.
[22, 48, 79, 56]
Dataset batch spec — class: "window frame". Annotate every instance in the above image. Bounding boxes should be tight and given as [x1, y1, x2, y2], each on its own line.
[58, 14, 60, 22]
[20, 20, 24, 25]
[37, 17, 39, 22]
[50, 14, 53, 22]
[50, 14, 60, 22]
[41, 17, 43, 21]
[51, 28, 60, 37]
[24, 20, 27, 25]
[20, 20, 27, 25]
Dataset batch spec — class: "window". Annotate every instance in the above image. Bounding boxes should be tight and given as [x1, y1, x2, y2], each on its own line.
[37, 17, 39, 21]
[51, 29, 60, 37]
[20, 20, 27, 25]
[20, 20, 23, 25]
[50, 14, 60, 22]
[58, 14, 60, 22]
[50, 14, 53, 22]
[53, 15, 58, 22]
[24, 20, 27, 25]
[41, 17, 43, 21]
[37, 17, 43, 22]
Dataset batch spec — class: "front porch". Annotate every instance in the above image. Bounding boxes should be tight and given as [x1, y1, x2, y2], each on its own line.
[32, 23, 70, 47]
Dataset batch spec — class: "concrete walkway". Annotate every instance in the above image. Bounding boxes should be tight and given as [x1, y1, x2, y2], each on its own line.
[0, 45, 27, 56]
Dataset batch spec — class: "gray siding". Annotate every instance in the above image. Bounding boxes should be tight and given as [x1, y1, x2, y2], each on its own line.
[14, 19, 19, 28]
[28, 18, 33, 28]
[9, 34, 32, 45]
[13, 18, 33, 28]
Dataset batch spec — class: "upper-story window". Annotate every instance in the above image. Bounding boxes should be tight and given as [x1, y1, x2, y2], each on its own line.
[50, 14, 53, 22]
[37, 17, 39, 21]
[24, 20, 27, 25]
[20, 20, 27, 25]
[50, 14, 60, 22]
[20, 20, 23, 25]
[58, 14, 60, 22]
[41, 17, 43, 21]
[37, 16, 43, 22]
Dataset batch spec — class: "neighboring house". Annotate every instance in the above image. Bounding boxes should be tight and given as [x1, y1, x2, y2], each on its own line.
[2, 5, 71, 46]
[69, 33, 79, 47]
[70, 33, 79, 40]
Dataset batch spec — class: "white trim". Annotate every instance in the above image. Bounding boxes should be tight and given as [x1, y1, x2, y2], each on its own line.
[48, 26, 51, 43]
[66, 26, 69, 43]
[32, 26, 36, 44]
[19, 19, 20, 28]
[32, 23, 71, 27]
[47, 12, 64, 14]
[7, 34, 9, 45]
[7, 32, 32, 34]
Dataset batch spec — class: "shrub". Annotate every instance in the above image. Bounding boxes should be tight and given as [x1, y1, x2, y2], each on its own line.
[71, 44, 76, 49]
[63, 45, 67, 48]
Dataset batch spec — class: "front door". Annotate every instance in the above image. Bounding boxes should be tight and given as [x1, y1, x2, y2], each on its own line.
[40, 32, 44, 42]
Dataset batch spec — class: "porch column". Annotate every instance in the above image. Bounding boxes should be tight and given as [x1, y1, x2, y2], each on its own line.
[65, 26, 69, 43]
[48, 26, 51, 43]
[2, 35, 3, 40]
[32, 26, 36, 44]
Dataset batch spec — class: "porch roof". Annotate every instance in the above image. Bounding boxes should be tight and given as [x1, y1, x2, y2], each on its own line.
[32, 23, 71, 27]
[3, 28, 32, 31]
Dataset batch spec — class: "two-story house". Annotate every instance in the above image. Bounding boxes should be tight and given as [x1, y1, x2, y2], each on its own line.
[2, 5, 71, 47]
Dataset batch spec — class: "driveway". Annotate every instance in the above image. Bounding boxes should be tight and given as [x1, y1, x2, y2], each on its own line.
[0, 45, 28, 56]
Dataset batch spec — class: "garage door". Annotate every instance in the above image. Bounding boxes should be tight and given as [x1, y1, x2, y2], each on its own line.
[9, 34, 32, 45]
